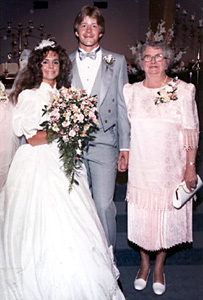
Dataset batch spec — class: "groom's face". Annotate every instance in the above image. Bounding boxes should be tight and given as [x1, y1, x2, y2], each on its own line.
[75, 16, 103, 51]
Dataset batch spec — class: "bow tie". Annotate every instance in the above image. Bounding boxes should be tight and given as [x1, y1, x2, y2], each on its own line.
[78, 47, 100, 60]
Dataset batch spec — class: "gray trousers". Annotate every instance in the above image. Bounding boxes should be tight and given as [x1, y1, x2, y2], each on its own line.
[84, 127, 118, 248]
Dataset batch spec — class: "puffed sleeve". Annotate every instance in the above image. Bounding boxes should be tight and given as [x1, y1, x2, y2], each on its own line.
[180, 82, 199, 149]
[123, 83, 133, 107]
[13, 89, 43, 139]
[123, 83, 135, 120]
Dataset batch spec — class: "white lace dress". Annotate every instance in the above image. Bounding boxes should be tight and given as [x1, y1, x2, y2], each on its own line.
[123, 79, 199, 251]
[1, 82, 125, 300]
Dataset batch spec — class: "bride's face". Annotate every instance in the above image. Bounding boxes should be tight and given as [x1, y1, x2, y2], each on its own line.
[41, 51, 60, 87]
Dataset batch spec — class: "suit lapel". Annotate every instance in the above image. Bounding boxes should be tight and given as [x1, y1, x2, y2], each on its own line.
[71, 53, 83, 89]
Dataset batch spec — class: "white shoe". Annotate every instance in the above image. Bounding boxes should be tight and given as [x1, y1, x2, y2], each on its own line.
[152, 273, 166, 295]
[134, 269, 150, 291]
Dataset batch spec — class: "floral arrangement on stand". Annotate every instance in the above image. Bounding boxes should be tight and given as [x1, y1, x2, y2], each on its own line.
[0, 81, 7, 102]
[41, 87, 99, 191]
[128, 20, 187, 75]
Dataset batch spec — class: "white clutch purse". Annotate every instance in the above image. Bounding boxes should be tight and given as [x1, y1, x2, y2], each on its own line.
[173, 175, 203, 209]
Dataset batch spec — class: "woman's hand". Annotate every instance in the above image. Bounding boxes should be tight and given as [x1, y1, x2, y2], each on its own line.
[184, 165, 198, 192]
[28, 130, 58, 146]
[27, 130, 58, 146]
[27, 130, 49, 146]
[184, 148, 198, 191]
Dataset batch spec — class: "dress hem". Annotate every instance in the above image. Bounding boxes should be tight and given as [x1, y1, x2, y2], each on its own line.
[127, 238, 193, 252]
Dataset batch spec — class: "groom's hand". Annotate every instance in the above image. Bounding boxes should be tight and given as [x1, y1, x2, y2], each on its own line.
[117, 150, 129, 172]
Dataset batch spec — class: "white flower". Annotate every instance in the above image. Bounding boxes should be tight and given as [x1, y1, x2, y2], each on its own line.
[158, 21, 166, 34]
[159, 91, 170, 102]
[62, 121, 69, 128]
[0, 81, 7, 102]
[69, 129, 76, 137]
[127, 65, 139, 75]
[155, 77, 178, 105]
[35, 39, 56, 51]
[52, 124, 59, 132]
[174, 49, 186, 63]
[103, 54, 115, 70]
[129, 46, 137, 55]
[104, 54, 114, 64]
[146, 30, 153, 40]
[76, 148, 82, 155]
[0, 81, 5, 91]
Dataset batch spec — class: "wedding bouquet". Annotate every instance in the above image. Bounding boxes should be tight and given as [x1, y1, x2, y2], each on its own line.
[41, 87, 98, 190]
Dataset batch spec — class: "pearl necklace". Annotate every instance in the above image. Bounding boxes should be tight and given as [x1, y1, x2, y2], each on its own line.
[163, 75, 168, 84]
[144, 75, 169, 88]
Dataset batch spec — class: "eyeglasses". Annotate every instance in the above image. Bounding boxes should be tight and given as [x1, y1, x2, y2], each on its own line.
[142, 54, 166, 62]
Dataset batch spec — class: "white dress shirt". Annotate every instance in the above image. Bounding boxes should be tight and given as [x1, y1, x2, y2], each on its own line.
[76, 47, 102, 96]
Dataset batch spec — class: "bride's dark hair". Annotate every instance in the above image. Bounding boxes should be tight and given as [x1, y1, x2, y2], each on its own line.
[10, 43, 72, 105]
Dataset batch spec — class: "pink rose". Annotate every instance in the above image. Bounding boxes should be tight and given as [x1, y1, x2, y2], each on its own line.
[62, 136, 68, 142]
[62, 121, 69, 128]
[89, 111, 95, 119]
[51, 108, 60, 120]
[77, 113, 84, 122]
[69, 129, 76, 137]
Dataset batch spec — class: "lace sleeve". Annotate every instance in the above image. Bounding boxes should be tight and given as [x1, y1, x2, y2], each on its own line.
[183, 129, 199, 150]
[180, 82, 199, 149]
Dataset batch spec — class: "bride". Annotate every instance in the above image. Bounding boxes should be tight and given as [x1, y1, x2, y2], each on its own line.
[1, 40, 125, 300]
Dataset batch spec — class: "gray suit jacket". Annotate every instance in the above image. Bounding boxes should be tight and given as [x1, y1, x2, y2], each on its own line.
[69, 48, 130, 150]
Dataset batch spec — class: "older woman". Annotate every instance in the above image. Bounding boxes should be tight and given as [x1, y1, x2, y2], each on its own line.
[123, 41, 199, 295]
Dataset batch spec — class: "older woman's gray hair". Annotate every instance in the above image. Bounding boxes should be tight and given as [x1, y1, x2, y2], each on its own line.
[136, 41, 175, 70]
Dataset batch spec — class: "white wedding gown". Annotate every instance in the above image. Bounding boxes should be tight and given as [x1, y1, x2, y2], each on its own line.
[0, 86, 25, 193]
[0, 82, 125, 300]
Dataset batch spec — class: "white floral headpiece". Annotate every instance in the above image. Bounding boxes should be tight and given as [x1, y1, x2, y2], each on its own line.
[35, 39, 56, 51]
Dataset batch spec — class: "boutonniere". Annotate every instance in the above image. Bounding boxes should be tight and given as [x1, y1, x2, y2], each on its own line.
[103, 54, 115, 70]
[155, 77, 178, 105]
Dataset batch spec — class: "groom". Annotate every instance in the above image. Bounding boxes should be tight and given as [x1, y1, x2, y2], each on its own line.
[69, 5, 130, 249]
